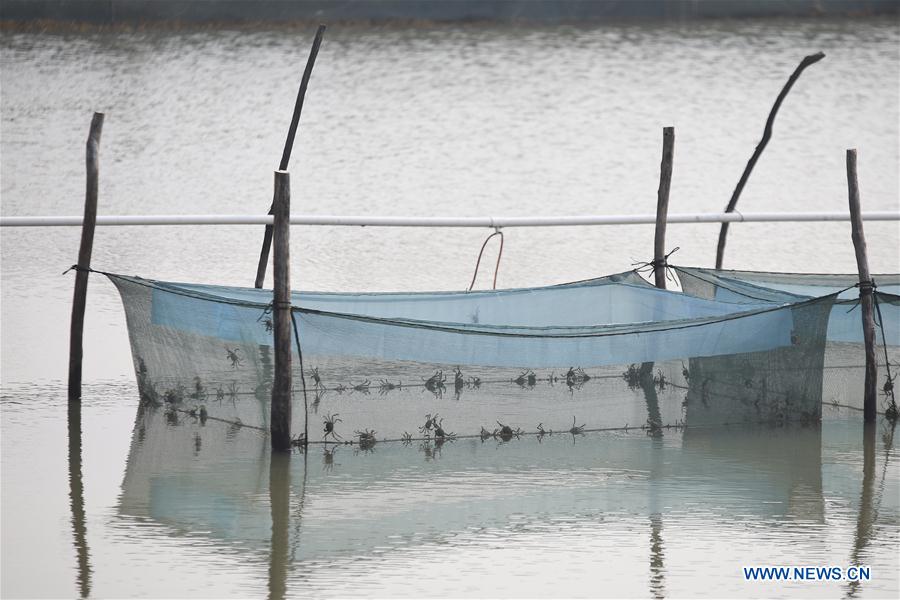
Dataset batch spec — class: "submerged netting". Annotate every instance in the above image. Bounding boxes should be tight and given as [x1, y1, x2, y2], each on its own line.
[108, 270, 838, 442]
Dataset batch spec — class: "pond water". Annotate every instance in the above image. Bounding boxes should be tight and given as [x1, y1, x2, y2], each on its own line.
[1, 17, 899, 598]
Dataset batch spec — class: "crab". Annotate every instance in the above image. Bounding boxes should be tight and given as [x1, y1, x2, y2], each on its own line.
[468, 376, 482, 389]
[433, 418, 456, 441]
[228, 382, 239, 403]
[681, 361, 691, 382]
[622, 364, 642, 390]
[513, 369, 537, 388]
[199, 405, 208, 424]
[419, 413, 439, 436]
[291, 433, 307, 449]
[401, 432, 413, 445]
[480, 426, 493, 441]
[351, 380, 371, 395]
[190, 377, 208, 401]
[568, 416, 585, 435]
[494, 420, 521, 441]
[323, 413, 343, 441]
[567, 366, 591, 389]
[262, 317, 274, 333]
[378, 379, 402, 394]
[882, 373, 897, 397]
[165, 407, 179, 426]
[333, 384, 347, 394]
[548, 372, 559, 385]
[536, 423, 552, 437]
[215, 386, 225, 402]
[163, 388, 180, 405]
[226, 347, 243, 369]
[355, 428, 377, 449]
[424, 370, 446, 396]
[310, 367, 325, 391]
[655, 370, 667, 390]
[454, 367, 465, 394]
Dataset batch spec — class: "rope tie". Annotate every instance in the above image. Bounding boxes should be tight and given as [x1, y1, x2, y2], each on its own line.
[846, 279, 877, 314]
[873, 291, 897, 411]
[632, 247, 680, 283]
[62, 264, 96, 275]
[468, 228, 504, 292]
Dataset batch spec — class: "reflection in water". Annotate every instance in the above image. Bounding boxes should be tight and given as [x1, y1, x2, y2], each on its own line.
[640, 362, 663, 436]
[67, 402, 92, 598]
[649, 514, 665, 600]
[846, 420, 895, 599]
[268, 452, 291, 600]
[111, 401, 900, 597]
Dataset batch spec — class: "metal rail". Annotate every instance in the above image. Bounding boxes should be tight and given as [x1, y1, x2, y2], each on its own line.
[1, 211, 898, 228]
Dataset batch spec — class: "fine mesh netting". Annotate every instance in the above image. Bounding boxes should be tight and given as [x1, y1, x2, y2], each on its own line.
[108, 270, 841, 441]
[673, 266, 900, 416]
[675, 266, 900, 345]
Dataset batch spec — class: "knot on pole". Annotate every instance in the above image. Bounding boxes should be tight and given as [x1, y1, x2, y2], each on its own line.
[63, 264, 96, 275]
[633, 247, 680, 283]
[856, 279, 877, 296]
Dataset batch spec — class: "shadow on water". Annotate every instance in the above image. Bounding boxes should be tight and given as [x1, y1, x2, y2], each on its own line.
[67, 402, 92, 598]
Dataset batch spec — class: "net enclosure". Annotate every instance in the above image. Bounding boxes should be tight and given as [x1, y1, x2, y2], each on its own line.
[105, 266, 884, 443]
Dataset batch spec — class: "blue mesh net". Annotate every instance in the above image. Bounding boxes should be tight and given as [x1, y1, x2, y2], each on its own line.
[108, 270, 841, 442]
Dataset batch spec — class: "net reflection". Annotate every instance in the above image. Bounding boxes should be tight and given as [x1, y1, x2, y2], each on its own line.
[117, 401, 845, 594]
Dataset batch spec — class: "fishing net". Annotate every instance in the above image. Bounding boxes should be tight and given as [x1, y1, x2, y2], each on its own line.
[108, 270, 838, 442]
[674, 266, 900, 414]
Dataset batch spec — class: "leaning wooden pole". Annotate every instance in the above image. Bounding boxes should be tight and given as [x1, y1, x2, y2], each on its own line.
[255, 25, 326, 289]
[654, 127, 675, 289]
[68, 112, 104, 402]
[846, 149, 877, 422]
[715, 51, 825, 269]
[271, 170, 293, 451]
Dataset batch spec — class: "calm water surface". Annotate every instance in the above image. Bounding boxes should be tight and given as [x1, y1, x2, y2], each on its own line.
[2, 18, 899, 598]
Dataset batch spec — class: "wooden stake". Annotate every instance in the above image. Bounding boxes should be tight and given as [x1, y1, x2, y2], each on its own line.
[255, 25, 326, 289]
[271, 170, 292, 451]
[846, 149, 877, 422]
[654, 127, 675, 289]
[715, 51, 825, 269]
[68, 112, 104, 402]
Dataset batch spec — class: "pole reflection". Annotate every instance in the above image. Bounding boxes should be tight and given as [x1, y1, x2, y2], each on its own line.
[268, 451, 291, 600]
[67, 401, 92, 598]
[846, 420, 895, 599]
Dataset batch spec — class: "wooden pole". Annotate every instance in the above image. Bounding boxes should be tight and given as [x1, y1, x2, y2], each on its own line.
[68, 112, 104, 402]
[846, 149, 877, 422]
[271, 170, 293, 451]
[654, 127, 675, 289]
[715, 52, 825, 269]
[255, 25, 326, 289]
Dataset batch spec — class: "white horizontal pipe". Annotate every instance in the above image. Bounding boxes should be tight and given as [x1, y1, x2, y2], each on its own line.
[1, 211, 898, 228]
